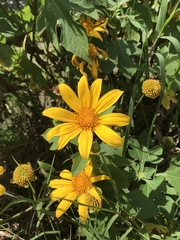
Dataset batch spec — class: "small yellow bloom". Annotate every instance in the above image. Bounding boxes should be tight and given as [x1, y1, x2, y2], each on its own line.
[11, 163, 37, 188]
[142, 79, 161, 99]
[0, 166, 5, 175]
[81, 15, 108, 41]
[0, 184, 6, 196]
[49, 160, 109, 221]
[161, 89, 177, 110]
[0, 166, 6, 196]
[43, 75, 130, 159]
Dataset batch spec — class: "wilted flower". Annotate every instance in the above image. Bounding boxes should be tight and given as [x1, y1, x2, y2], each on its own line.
[43, 75, 130, 160]
[142, 79, 161, 99]
[161, 88, 177, 110]
[11, 163, 37, 188]
[81, 15, 108, 41]
[49, 160, 109, 221]
[71, 43, 109, 79]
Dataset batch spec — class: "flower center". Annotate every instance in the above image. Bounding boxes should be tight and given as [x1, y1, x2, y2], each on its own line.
[76, 107, 100, 130]
[85, 193, 102, 213]
[72, 172, 92, 194]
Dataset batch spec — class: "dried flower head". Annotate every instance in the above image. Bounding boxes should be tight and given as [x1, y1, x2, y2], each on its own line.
[11, 163, 37, 188]
[142, 79, 161, 99]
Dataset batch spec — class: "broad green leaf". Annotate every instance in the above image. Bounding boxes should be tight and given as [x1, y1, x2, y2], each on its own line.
[159, 160, 180, 196]
[0, 10, 24, 37]
[19, 53, 46, 88]
[116, 39, 137, 79]
[100, 142, 123, 158]
[37, 0, 91, 62]
[71, 153, 88, 176]
[153, 0, 168, 43]
[0, 43, 15, 69]
[160, 36, 180, 58]
[140, 176, 167, 204]
[127, 189, 158, 219]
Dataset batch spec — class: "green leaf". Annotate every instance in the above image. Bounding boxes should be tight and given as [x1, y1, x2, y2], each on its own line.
[0, 10, 23, 37]
[19, 53, 46, 88]
[160, 160, 180, 196]
[71, 153, 88, 176]
[37, 161, 55, 172]
[127, 189, 158, 219]
[42, 128, 59, 150]
[37, 0, 91, 62]
[160, 36, 180, 59]
[0, 43, 15, 69]
[153, 0, 168, 43]
[116, 40, 137, 79]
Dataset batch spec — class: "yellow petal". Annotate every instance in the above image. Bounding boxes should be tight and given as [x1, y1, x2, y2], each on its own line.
[88, 187, 101, 204]
[94, 89, 124, 114]
[0, 166, 5, 175]
[60, 169, 72, 180]
[55, 191, 77, 218]
[93, 26, 108, 33]
[84, 159, 93, 177]
[78, 76, 90, 107]
[49, 179, 72, 188]
[50, 185, 73, 201]
[91, 61, 98, 79]
[94, 125, 124, 146]
[100, 113, 130, 126]
[78, 130, 93, 160]
[90, 78, 102, 108]
[91, 174, 110, 183]
[59, 83, 81, 112]
[57, 124, 81, 149]
[78, 193, 89, 221]
[46, 125, 62, 140]
[0, 184, 6, 196]
[88, 31, 103, 41]
[42, 107, 76, 122]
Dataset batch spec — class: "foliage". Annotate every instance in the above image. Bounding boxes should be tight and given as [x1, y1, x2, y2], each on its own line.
[0, 0, 180, 239]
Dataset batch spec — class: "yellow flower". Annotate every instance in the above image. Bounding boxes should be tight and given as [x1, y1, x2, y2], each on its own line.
[71, 43, 109, 79]
[161, 88, 177, 110]
[88, 43, 109, 79]
[0, 166, 6, 196]
[142, 79, 161, 99]
[71, 54, 86, 76]
[43, 75, 130, 159]
[11, 163, 37, 188]
[81, 15, 108, 41]
[0, 184, 6, 196]
[0, 166, 5, 175]
[49, 160, 109, 221]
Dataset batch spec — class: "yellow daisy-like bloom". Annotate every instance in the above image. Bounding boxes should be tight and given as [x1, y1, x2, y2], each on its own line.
[81, 15, 108, 41]
[43, 75, 130, 160]
[142, 79, 161, 99]
[11, 163, 37, 188]
[0, 166, 6, 196]
[49, 160, 109, 221]
[161, 88, 177, 110]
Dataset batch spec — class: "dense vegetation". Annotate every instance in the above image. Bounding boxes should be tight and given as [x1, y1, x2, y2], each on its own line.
[0, 0, 179, 239]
